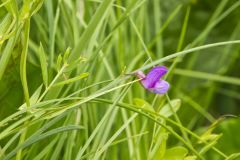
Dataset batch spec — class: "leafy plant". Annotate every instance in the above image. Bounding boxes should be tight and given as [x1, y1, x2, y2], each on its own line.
[0, 0, 240, 160]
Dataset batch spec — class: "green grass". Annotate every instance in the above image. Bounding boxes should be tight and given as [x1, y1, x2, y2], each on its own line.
[1, 0, 240, 160]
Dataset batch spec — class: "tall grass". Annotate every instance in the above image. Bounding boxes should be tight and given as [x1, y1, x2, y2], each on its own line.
[1, 0, 240, 160]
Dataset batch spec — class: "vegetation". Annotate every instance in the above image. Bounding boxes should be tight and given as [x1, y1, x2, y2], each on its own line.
[0, 0, 240, 159]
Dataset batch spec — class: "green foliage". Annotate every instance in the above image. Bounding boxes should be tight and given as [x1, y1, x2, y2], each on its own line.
[163, 146, 188, 160]
[0, 0, 240, 159]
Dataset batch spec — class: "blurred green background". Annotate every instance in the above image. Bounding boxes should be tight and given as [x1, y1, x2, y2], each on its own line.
[0, 0, 240, 159]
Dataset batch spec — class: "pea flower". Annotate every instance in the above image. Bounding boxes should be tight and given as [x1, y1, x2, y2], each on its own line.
[135, 66, 170, 94]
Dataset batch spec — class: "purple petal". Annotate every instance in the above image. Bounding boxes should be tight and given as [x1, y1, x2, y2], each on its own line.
[141, 66, 168, 89]
[150, 80, 169, 94]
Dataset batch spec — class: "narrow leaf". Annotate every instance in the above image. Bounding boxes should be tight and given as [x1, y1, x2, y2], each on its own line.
[38, 43, 48, 87]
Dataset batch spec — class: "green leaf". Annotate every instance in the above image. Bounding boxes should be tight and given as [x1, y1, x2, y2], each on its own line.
[56, 54, 63, 71]
[0, 14, 13, 43]
[184, 156, 197, 160]
[215, 118, 240, 155]
[0, 29, 21, 80]
[41, 108, 68, 120]
[151, 131, 168, 160]
[163, 146, 188, 160]
[19, 18, 31, 106]
[33, 136, 58, 160]
[2, 0, 18, 16]
[3, 125, 83, 160]
[19, 85, 43, 110]
[38, 43, 48, 87]
[70, 0, 114, 61]
[30, 0, 44, 16]
[133, 98, 155, 112]
[174, 69, 240, 86]
[52, 72, 89, 87]
[198, 118, 223, 143]
[63, 56, 87, 73]
[225, 153, 240, 160]
[63, 47, 71, 63]
[159, 99, 181, 117]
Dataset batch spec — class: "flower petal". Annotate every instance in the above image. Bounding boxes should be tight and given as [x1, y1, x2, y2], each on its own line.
[141, 66, 168, 89]
[150, 80, 169, 94]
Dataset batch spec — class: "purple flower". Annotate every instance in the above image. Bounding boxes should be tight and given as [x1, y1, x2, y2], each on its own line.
[135, 66, 170, 94]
